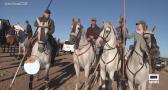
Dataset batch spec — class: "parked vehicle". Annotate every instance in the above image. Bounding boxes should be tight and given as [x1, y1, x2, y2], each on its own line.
[62, 40, 74, 54]
[155, 59, 166, 71]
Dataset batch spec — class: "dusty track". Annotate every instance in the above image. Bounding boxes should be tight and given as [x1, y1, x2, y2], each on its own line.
[0, 48, 168, 90]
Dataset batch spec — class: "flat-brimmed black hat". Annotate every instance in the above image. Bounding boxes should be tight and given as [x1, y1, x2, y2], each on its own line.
[91, 17, 96, 21]
[136, 20, 146, 25]
[136, 20, 148, 30]
[44, 9, 51, 14]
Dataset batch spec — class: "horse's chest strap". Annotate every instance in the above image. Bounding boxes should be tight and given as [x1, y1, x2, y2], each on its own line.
[74, 44, 91, 56]
[126, 62, 145, 88]
[101, 51, 118, 65]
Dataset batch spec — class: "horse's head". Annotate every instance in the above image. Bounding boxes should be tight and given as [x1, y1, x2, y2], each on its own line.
[143, 30, 157, 50]
[6, 24, 19, 45]
[96, 22, 116, 48]
[36, 18, 50, 52]
[69, 18, 82, 44]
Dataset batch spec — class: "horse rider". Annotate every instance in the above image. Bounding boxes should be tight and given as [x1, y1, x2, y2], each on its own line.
[115, 17, 128, 80]
[28, 9, 57, 65]
[86, 18, 102, 67]
[25, 20, 33, 39]
[86, 18, 101, 47]
[125, 20, 149, 61]
[116, 17, 128, 61]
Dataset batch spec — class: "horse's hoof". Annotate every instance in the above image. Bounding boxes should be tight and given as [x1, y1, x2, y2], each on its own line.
[101, 88, 106, 90]
[45, 88, 49, 90]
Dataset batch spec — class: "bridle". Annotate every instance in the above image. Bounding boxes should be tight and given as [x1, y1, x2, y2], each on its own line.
[37, 29, 48, 46]
[143, 32, 154, 51]
[98, 25, 118, 69]
[36, 19, 49, 46]
[72, 24, 96, 66]
[98, 26, 111, 43]
[98, 26, 116, 50]
[36, 18, 50, 53]
[72, 24, 91, 54]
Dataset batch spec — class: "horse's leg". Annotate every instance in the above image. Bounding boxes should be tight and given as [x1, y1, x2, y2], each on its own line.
[23, 46, 26, 57]
[84, 65, 90, 90]
[74, 63, 80, 90]
[29, 75, 34, 90]
[17, 43, 21, 59]
[100, 66, 106, 90]
[2, 44, 5, 53]
[108, 71, 114, 90]
[128, 80, 134, 90]
[139, 81, 147, 90]
[44, 63, 50, 90]
[13, 44, 16, 56]
[11, 45, 15, 56]
[10, 46, 12, 56]
[37, 70, 40, 81]
[9, 45, 10, 53]
[19, 44, 21, 56]
[7, 45, 9, 53]
[3, 44, 6, 53]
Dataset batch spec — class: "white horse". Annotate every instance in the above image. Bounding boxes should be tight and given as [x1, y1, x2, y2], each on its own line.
[96, 22, 120, 90]
[69, 18, 96, 90]
[125, 30, 156, 90]
[14, 24, 28, 58]
[30, 18, 52, 90]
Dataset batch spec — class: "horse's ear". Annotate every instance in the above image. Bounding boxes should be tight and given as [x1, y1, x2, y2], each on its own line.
[109, 22, 112, 26]
[152, 26, 156, 33]
[72, 18, 75, 23]
[102, 21, 104, 25]
[78, 18, 80, 23]
[101, 21, 104, 28]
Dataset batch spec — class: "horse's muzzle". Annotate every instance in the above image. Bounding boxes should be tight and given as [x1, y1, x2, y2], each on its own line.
[38, 42, 46, 53]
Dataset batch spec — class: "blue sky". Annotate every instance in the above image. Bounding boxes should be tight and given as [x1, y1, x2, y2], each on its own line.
[0, 0, 168, 58]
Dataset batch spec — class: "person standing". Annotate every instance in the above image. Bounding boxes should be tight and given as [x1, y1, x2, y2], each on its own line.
[25, 20, 33, 39]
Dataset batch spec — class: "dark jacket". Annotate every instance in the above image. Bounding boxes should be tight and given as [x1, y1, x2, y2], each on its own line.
[25, 24, 32, 37]
[86, 25, 101, 40]
[116, 26, 128, 41]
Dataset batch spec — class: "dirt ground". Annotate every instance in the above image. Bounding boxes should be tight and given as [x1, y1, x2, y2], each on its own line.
[0, 48, 168, 90]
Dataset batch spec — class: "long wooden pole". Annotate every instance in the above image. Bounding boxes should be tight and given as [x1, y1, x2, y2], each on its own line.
[46, 0, 54, 10]
[121, 0, 126, 79]
[9, 52, 27, 89]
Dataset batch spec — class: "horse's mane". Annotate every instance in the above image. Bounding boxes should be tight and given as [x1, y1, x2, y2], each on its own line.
[81, 27, 86, 36]
[150, 34, 160, 59]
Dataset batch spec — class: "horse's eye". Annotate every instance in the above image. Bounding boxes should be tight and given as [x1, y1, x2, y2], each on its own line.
[77, 24, 80, 26]
[106, 30, 109, 33]
[144, 37, 148, 40]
